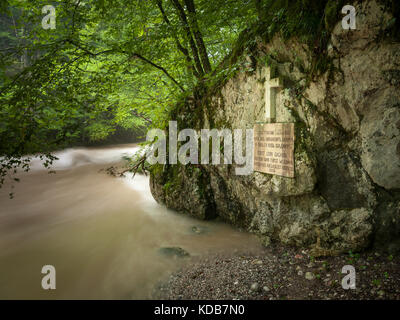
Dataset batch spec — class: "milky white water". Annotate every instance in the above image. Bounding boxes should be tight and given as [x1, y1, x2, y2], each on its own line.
[0, 144, 262, 299]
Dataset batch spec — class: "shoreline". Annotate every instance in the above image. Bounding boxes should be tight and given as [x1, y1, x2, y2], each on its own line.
[152, 245, 400, 300]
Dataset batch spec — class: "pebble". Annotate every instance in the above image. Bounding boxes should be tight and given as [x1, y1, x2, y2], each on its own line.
[305, 272, 315, 280]
[154, 249, 398, 300]
[250, 283, 259, 291]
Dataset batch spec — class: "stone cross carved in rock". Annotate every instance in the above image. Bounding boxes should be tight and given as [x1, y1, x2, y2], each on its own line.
[265, 67, 283, 122]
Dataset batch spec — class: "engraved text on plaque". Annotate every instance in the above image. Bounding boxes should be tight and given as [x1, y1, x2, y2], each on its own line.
[253, 123, 295, 178]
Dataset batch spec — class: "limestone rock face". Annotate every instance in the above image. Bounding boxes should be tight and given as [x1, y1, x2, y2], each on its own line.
[150, 165, 216, 220]
[150, 0, 400, 254]
[325, 0, 400, 190]
[361, 106, 400, 190]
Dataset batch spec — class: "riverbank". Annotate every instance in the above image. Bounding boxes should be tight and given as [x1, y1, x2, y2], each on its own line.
[152, 245, 400, 300]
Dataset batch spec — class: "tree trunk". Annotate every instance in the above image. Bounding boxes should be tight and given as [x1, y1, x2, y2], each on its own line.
[183, 0, 211, 73]
[170, 0, 204, 77]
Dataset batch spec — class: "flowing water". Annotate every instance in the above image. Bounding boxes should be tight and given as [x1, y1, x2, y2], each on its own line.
[0, 144, 262, 299]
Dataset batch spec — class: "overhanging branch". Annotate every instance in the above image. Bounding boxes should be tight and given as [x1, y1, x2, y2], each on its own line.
[129, 52, 185, 92]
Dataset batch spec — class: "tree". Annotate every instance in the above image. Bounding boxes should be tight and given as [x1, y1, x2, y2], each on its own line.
[0, 0, 257, 190]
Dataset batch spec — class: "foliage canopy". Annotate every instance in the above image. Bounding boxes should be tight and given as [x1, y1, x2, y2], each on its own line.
[0, 0, 257, 189]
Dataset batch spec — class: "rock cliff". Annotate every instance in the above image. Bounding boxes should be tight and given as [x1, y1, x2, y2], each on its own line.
[149, 0, 400, 255]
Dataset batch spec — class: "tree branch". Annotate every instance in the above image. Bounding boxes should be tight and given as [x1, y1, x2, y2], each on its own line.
[170, 0, 204, 77]
[130, 52, 185, 92]
[66, 39, 185, 91]
[155, 0, 199, 78]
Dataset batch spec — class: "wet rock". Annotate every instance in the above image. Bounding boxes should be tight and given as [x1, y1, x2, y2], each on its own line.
[191, 225, 209, 234]
[261, 236, 271, 247]
[158, 247, 190, 258]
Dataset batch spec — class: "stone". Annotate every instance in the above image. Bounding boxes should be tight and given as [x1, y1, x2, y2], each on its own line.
[322, 208, 373, 252]
[158, 247, 190, 258]
[150, 165, 216, 220]
[260, 236, 271, 247]
[250, 283, 259, 292]
[360, 105, 400, 190]
[305, 272, 315, 281]
[316, 151, 374, 210]
[369, 201, 400, 253]
[191, 225, 209, 234]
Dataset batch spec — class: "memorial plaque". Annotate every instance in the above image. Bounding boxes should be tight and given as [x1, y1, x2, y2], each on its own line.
[253, 123, 295, 178]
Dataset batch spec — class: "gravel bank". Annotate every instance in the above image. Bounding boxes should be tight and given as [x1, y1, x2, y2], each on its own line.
[152, 245, 400, 300]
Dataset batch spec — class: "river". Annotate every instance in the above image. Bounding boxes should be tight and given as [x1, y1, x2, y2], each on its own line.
[0, 144, 262, 299]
